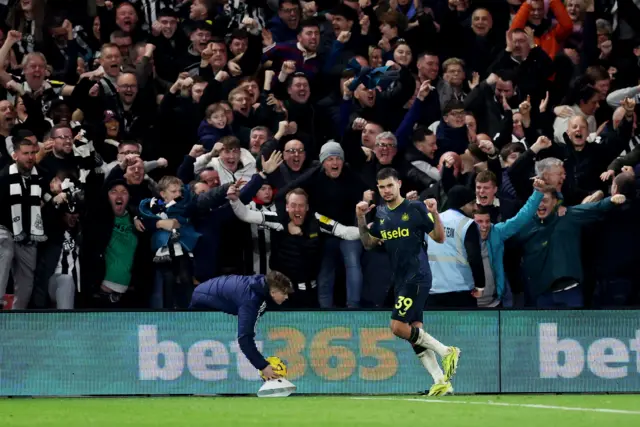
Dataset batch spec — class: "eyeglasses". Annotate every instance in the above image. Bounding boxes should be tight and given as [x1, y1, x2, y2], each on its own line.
[118, 84, 137, 90]
[285, 148, 305, 154]
[375, 143, 397, 149]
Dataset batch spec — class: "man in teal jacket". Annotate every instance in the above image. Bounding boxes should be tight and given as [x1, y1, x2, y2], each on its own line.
[473, 180, 546, 307]
[512, 190, 627, 308]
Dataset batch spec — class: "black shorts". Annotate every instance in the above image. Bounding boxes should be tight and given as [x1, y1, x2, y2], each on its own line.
[391, 280, 430, 324]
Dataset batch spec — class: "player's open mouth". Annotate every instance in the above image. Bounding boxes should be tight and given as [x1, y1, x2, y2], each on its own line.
[478, 195, 488, 203]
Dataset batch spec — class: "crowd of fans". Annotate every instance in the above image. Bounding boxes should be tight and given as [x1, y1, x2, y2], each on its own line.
[0, 0, 639, 311]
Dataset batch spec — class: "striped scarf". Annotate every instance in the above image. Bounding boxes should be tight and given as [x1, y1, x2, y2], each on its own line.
[8, 163, 46, 243]
[55, 230, 81, 292]
[149, 198, 192, 262]
[71, 124, 99, 183]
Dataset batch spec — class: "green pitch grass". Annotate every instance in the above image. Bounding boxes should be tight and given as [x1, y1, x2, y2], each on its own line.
[1, 395, 639, 427]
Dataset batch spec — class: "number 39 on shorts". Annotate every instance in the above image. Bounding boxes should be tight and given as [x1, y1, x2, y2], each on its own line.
[395, 296, 413, 316]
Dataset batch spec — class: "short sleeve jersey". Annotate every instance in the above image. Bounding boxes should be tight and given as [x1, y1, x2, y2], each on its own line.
[369, 199, 434, 284]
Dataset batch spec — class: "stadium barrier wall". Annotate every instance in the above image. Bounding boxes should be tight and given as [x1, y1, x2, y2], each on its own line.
[0, 310, 639, 396]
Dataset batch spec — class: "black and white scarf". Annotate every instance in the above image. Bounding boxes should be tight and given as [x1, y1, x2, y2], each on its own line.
[149, 198, 190, 262]
[225, 0, 267, 32]
[71, 123, 100, 183]
[56, 230, 81, 292]
[8, 163, 46, 243]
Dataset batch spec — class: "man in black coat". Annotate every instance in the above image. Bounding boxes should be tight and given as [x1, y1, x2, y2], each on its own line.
[80, 175, 152, 308]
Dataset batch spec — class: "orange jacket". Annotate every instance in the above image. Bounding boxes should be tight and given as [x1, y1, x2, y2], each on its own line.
[510, 0, 574, 60]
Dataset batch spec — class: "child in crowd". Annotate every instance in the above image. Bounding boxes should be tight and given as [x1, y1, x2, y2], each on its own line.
[198, 103, 234, 151]
[139, 176, 200, 309]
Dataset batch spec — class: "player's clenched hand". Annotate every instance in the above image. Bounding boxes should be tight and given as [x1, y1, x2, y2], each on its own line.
[363, 190, 375, 203]
[424, 198, 438, 213]
[406, 191, 418, 201]
[261, 365, 281, 381]
[370, 236, 383, 246]
[356, 201, 374, 217]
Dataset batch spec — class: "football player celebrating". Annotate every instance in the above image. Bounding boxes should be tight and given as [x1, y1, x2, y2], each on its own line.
[356, 168, 461, 396]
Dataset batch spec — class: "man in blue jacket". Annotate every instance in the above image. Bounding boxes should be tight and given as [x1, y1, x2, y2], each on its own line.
[189, 271, 294, 380]
[473, 179, 546, 307]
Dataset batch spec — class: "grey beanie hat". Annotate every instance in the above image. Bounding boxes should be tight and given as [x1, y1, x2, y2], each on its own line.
[319, 141, 345, 164]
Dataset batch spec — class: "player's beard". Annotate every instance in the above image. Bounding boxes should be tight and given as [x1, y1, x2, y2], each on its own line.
[384, 193, 400, 205]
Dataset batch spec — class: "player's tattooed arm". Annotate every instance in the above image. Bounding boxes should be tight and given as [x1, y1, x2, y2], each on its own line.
[356, 201, 382, 250]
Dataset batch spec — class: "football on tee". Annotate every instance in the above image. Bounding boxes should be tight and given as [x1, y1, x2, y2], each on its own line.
[260, 356, 287, 380]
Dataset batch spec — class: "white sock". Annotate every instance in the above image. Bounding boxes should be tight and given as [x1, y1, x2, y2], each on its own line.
[417, 349, 445, 384]
[417, 329, 450, 358]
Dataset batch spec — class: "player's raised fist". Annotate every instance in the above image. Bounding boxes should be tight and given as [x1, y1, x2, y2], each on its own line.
[363, 190, 375, 203]
[424, 198, 438, 213]
[356, 201, 373, 217]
